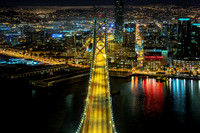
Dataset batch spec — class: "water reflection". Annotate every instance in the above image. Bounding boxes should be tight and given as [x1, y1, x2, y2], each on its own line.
[131, 77, 164, 115]
[172, 79, 186, 122]
[34, 76, 200, 133]
[143, 78, 164, 115]
[199, 80, 200, 91]
[113, 76, 200, 132]
[190, 80, 200, 124]
[65, 94, 74, 111]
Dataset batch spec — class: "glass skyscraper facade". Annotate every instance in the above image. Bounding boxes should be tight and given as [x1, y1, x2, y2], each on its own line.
[114, 0, 124, 43]
[177, 18, 191, 57]
[191, 23, 200, 56]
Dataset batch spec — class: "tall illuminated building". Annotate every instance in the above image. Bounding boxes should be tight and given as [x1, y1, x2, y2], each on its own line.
[177, 18, 191, 57]
[124, 23, 135, 46]
[191, 23, 200, 56]
[114, 0, 124, 43]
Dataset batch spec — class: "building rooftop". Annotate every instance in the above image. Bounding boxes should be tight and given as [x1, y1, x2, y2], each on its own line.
[192, 23, 200, 26]
[179, 18, 190, 21]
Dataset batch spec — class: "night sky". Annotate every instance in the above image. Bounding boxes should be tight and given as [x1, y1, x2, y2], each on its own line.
[0, 0, 200, 6]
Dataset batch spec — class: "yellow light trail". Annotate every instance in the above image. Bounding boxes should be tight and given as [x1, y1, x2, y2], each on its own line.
[80, 44, 114, 133]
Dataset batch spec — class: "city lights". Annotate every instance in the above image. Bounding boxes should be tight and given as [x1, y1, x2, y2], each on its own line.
[0, 1, 200, 133]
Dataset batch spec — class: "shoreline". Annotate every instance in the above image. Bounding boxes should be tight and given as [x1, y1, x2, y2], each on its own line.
[0, 53, 20, 58]
[110, 73, 200, 80]
[1, 54, 200, 80]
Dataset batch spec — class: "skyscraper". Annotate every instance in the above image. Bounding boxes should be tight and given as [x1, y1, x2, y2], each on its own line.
[124, 23, 135, 46]
[191, 23, 200, 56]
[114, 0, 124, 43]
[177, 18, 191, 57]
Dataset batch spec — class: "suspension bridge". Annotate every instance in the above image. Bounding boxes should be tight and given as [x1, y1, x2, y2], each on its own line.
[76, 17, 117, 133]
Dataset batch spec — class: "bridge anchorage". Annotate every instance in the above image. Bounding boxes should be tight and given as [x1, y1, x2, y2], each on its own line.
[76, 17, 117, 133]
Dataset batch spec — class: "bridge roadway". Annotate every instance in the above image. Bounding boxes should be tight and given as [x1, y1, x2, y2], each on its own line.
[80, 47, 113, 133]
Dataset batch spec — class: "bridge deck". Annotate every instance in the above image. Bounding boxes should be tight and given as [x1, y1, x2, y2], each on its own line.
[81, 49, 113, 133]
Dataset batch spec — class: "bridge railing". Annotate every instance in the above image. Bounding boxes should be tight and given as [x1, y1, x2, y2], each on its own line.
[105, 31, 117, 133]
[75, 19, 96, 133]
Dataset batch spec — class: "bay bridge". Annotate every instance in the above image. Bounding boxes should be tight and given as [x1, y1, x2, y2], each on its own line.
[76, 17, 117, 133]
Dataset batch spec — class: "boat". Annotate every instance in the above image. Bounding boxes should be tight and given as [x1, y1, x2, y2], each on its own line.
[156, 72, 168, 82]
[111, 89, 120, 96]
[161, 76, 168, 81]
[156, 71, 166, 77]
[179, 71, 193, 77]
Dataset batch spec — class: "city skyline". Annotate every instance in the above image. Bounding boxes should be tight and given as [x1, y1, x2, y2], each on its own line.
[0, 1, 200, 133]
[1, 0, 200, 6]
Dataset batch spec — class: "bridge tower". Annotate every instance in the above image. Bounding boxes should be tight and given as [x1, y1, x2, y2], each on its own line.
[92, 16, 108, 67]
